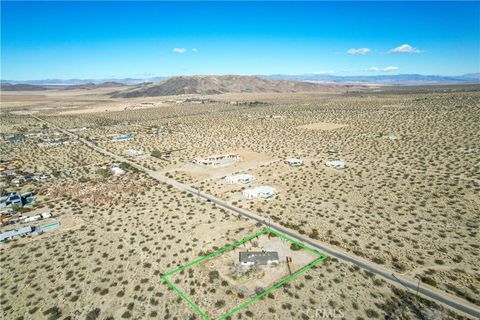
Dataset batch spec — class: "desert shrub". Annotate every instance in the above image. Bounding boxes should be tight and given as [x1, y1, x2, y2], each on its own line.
[420, 276, 437, 287]
[372, 257, 385, 264]
[372, 279, 383, 287]
[208, 270, 220, 281]
[28, 307, 39, 315]
[43, 306, 62, 320]
[365, 309, 379, 318]
[151, 150, 162, 158]
[97, 169, 112, 178]
[281, 303, 292, 310]
[215, 300, 225, 308]
[290, 243, 302, 251]
[86, 308, 101, 320]
[254, 287, 265, 295]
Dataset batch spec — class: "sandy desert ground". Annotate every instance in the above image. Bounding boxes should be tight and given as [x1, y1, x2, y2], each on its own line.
[0, 86, 479, 319]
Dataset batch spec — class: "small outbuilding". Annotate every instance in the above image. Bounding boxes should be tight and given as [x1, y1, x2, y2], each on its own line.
[23, 215, 42, 223]
[325, 160, 346, 170]
[126, 149, 143, 157]
[7, 135, 24, 143]
[387, 133, 398, 140]
[111, 166, 125, 175]
[285, 158, 303, 167]
[41, 211, 52, 219]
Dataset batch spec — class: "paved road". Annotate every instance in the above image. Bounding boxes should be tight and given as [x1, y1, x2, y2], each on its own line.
[32, 115, 480, 319]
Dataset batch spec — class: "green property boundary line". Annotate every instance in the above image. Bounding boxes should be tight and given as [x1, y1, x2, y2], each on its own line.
[161, 228, 328, 320]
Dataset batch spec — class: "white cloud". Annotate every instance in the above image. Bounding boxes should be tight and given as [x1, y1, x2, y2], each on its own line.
[368, 66, 400, 72]
[192, 48, 198, 52]
[347, 48, 371, 55]
[383, 66, 399, 72]
[173, 48, 187, 54]
[388, 44, 421, 53]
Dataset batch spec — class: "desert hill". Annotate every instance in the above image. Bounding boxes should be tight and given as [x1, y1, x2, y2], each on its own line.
[110, 75, 343, 97]
[64, 81, 125, 90]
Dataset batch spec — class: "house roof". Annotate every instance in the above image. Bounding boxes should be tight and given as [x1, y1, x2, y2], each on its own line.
[227, 174, 254, 181]
[7, 193, 22, 202]
[113, 133, 133, 140]
[244, 186, 276, 195]
[239, 251, 279, 265]
[0, 226, 33, 241]
[196, 153, 240, 161]
[326, 160, 345, 166]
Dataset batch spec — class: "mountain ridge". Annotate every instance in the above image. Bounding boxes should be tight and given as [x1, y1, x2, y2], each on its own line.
[260, 73, 480, 84]
[110, 75, 343, 98]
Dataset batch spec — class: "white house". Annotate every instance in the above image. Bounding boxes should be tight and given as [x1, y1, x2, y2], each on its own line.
[325, 160, 346, 170]
[194, 153, 240, 166]
[285, 158, 303, 167]
[126, 149, 143, 157]
[41, 211, 52, 219]
[225, 174, 255, 184]
[387, 133, 398, 140]
[242, 186, 276, 200]
[239, 251, 279, 266]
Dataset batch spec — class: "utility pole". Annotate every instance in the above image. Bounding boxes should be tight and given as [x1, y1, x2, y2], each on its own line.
[392, 273, 413, 294]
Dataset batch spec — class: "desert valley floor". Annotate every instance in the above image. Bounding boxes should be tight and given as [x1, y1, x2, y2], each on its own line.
[0, 86, 479, 320]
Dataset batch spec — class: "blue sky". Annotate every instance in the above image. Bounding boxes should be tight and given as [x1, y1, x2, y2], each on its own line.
[1, 1, 479, 80]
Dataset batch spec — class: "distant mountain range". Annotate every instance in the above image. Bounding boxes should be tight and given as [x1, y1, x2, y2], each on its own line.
[0, 83, 48, 91]
[260, 73, 480, 84]
[1, 73, 478, 87]
[0, 81, 126, 91]
[110, 75, 342, 98]
[0, 77, 165, 86]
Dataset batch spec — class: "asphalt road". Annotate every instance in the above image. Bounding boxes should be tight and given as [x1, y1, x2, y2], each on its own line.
[32, 115, 480, 319]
